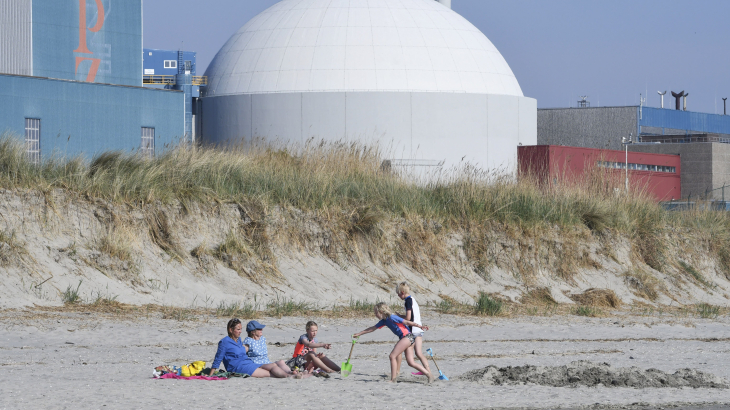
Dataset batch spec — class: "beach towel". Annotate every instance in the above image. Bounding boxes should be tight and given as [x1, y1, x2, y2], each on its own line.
[156, 373, 230, 381]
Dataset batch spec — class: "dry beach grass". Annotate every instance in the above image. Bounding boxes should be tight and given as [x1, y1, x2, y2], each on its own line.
[2, 133, 730, 285]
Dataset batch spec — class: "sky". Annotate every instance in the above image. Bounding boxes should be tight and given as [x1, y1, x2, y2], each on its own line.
[143, 0, 730, 113]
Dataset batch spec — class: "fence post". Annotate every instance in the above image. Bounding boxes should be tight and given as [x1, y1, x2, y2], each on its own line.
[723, 185, 725, 203]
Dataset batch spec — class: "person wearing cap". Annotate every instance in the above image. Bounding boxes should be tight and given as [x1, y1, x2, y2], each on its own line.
[243, 320, 293, 375]
[210, 318, 299, 378]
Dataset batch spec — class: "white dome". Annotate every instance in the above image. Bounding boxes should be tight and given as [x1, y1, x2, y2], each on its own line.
[204, 0, 523, 97]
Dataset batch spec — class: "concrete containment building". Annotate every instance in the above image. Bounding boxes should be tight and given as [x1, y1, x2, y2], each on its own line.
[201, 0, 537, 171]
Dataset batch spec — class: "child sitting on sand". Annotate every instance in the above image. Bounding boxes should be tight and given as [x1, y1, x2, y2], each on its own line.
[395, 281, 432, 376]
[287, 321, 340, 376]
[353, 302, 434, 383]
[242, 320, 293, 374]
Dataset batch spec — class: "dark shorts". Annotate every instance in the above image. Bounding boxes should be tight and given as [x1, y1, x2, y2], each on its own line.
[402, 333, 416, 345]
[285, 355, 307, 370]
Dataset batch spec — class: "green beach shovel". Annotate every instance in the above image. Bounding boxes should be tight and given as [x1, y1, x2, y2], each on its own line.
[340, 337, 359, 377]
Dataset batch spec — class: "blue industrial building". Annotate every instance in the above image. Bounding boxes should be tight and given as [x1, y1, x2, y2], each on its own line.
[144, 49, 197, 77]
[142, 49, 205, 140]
[0, 0, 185, 161]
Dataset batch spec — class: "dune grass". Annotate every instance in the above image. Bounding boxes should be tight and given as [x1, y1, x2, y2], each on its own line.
[2, 133, 730, 279]
[0, 134, 662, 230]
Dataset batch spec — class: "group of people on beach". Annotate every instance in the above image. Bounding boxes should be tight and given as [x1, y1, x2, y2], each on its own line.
[209, 282, 437, 383]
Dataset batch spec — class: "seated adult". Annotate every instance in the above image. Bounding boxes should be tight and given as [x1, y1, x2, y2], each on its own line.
[210, 318, 292, 378]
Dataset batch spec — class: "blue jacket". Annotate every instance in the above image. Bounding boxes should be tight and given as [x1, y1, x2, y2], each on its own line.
[212, 336, 257, 373]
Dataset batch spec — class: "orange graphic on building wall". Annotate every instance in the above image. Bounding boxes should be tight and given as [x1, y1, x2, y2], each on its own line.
[74, 0, 105, 82]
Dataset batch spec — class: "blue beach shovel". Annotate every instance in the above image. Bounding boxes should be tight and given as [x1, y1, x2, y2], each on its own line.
[426, 348, 448, 381]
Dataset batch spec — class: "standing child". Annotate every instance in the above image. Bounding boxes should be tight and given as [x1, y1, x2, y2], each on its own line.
[288, 321, 341, 375]
[395, 281, 432, 376]
[242, 320, 295, 375]
[353, 302, 434, 383]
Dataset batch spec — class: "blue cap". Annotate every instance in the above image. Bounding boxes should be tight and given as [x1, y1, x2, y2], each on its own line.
[246, 320, 265, 332]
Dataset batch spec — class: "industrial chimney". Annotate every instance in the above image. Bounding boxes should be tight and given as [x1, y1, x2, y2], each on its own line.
[436, 0, 452, 8]
[671, 91, 685, 110]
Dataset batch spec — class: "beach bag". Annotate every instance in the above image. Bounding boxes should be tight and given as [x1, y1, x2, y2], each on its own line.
[181, 361, 206, 377]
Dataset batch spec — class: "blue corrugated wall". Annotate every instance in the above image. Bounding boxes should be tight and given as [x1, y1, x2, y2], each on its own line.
[640, 107, 730, 134]
[32, 0, 142, 86]
[143, 49, 197, 76]
[0, 73, 183, 159]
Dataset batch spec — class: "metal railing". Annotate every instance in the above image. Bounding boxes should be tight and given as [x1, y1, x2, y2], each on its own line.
[142, 75, 207, 86]
[143, 75, 176, 85]
[663, 184, 730, 208]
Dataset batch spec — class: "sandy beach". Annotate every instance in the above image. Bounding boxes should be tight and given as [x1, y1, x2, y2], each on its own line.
[3, 309, 730, 410]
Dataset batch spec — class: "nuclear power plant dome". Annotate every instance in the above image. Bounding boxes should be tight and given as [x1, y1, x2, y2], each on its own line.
[204, 0, 523, 97]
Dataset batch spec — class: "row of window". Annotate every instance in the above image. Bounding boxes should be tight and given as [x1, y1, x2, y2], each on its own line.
[23, 119, 155, 164]
[597, 161, 676, 173]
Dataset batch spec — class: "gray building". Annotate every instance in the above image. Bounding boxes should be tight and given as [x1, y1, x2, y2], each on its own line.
[629, 143, 730, 200]
[538, 106, 730, 149]
[538, 106, 637, 151]
[537, 105, 730, 200]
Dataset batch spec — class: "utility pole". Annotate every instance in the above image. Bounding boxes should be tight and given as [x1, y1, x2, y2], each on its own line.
[622, 133, 633, 194]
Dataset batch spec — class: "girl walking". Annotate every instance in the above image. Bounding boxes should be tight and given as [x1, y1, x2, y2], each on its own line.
[353, 302, 434, 383]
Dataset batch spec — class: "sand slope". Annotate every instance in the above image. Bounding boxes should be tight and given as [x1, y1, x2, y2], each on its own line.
[2, 189, 730, 310]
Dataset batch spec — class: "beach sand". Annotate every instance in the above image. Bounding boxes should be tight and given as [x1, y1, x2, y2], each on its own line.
[3, 310, 730, 410]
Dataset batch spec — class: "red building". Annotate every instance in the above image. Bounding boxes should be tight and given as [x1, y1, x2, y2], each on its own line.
[518, 145, 681, 201]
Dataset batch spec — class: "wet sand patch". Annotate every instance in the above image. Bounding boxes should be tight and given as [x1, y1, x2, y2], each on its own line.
[458, 360, 728, 389]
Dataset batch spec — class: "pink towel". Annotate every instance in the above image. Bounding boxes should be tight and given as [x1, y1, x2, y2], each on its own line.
[157, 373, 228, 381]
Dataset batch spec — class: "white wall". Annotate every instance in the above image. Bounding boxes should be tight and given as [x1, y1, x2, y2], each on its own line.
[201, 92, 537, 174]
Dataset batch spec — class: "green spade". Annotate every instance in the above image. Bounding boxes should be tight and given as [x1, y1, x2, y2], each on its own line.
[340, 337, 358, 377]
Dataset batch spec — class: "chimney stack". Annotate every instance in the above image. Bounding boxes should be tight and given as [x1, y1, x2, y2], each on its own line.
[658, 91, 666, 108]
[683, 93, 689, 111]
[723, 98, 727, 115]
[671, 91, 685, 110]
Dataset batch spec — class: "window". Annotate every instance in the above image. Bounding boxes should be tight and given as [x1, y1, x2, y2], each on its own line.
[25, 118, 40, 164]
[141, 127, 155, 158]
[597, 161, 676, 173]
[164, 60, 177, 69]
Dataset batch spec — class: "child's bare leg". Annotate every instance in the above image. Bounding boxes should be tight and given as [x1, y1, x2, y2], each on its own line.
[395, 353, 403, 375]
[388, 338, 413, 382]
[306, 352, 336, 373]
[318, 354, 341, 372]
[405, 345, 434, 383]
[413, 336, 432, 374]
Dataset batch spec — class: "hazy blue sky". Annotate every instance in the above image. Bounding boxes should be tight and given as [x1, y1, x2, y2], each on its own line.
[143, 0, 730, 113]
